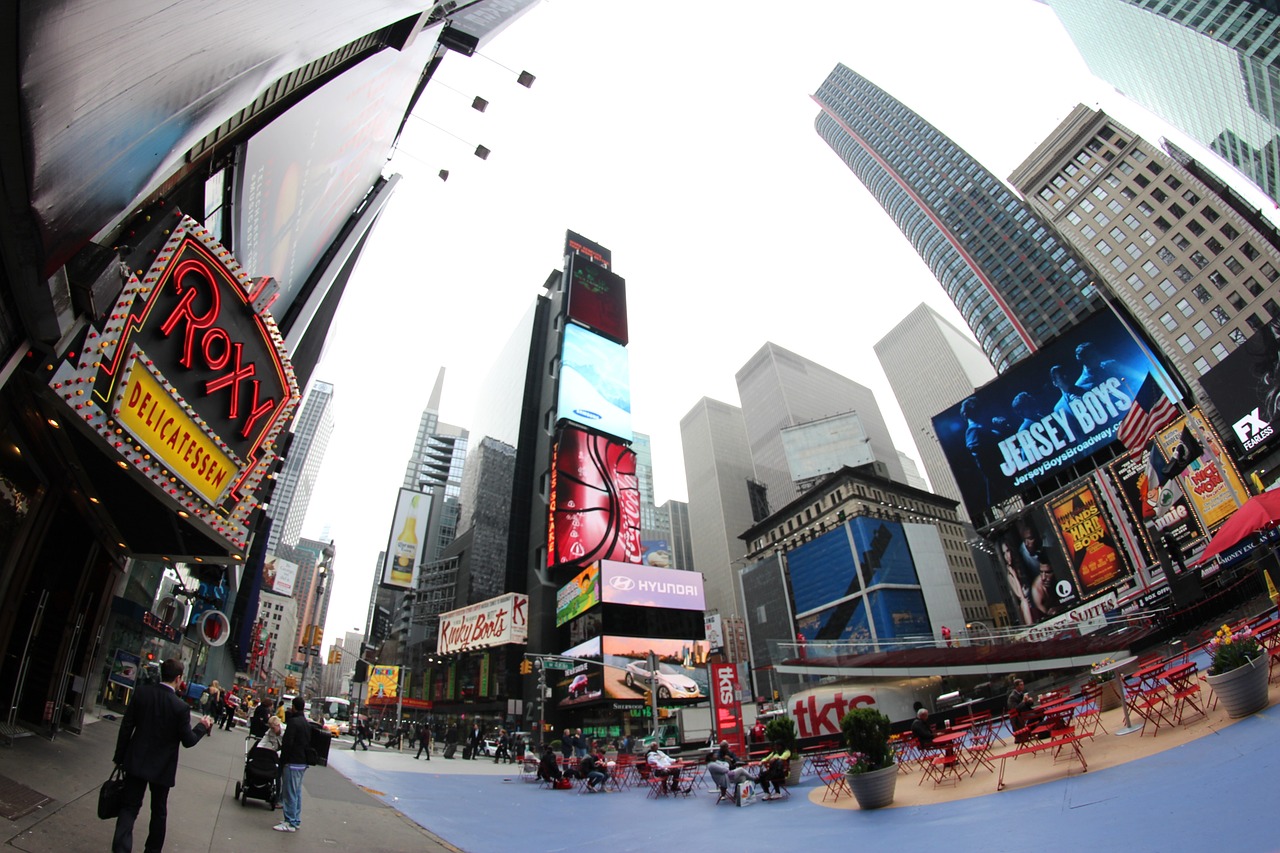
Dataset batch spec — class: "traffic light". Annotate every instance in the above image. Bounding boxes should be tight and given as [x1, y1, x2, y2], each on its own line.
[327, 648, 340, 665]
[519, 659, 533, 675]
[309, 626, 323, 647]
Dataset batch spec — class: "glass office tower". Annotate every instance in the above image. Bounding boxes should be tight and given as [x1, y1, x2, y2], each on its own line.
[813, 64, 1097, 371]
[1049, 0, 1280, 207]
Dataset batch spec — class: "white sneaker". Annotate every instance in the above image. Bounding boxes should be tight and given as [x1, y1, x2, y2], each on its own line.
[272, 823, 296, 832]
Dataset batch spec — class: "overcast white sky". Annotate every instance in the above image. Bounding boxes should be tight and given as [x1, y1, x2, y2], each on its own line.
[302, 0, 1280, 639]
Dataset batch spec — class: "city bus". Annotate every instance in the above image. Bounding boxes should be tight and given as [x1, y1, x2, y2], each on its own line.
[319, 696, 352, 736]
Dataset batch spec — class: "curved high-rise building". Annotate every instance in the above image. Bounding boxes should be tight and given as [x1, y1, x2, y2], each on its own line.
[813, 64, 1097, 371]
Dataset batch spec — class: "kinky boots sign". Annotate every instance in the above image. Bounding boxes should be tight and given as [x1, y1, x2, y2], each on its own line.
[47, 208, 298, 554]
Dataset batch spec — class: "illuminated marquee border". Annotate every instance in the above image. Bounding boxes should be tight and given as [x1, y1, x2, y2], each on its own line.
[47, 211, 299, 554]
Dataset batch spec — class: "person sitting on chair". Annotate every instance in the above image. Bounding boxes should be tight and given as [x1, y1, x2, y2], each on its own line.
[537, 743, 563, 785]
[707, 740, 751, 800]
[580, 748, 608, 792]
[646, 743, 682, 793]
[757, 740, 791, 801]
[910, 708, 936, 747]
[1008, 678, 1044, 730]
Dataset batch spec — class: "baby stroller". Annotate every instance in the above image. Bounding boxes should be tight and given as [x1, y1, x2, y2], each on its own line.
[233, 735, 280, 809]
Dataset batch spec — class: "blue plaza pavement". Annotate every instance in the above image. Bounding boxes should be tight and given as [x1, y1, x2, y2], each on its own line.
[329, 705, 1278, 853]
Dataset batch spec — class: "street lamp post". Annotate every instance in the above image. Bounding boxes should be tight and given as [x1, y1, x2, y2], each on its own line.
[298, 550, 331, 710]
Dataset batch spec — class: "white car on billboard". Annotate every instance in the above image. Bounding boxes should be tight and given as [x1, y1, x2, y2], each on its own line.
[623, 659, 701, 699]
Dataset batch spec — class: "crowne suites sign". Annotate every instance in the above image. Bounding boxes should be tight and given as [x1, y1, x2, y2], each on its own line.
[47, 208, 299, 553]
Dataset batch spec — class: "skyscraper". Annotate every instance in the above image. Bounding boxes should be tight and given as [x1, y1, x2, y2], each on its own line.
[875, 303, 997, 515]
[402, 369, 468, 565]
[735, 342, 905, 509]
[813, 63, 1098, 371]
[266, 380, 335, 556]
[1048, 0, 1280, 207]
[680, 397, 757, 627]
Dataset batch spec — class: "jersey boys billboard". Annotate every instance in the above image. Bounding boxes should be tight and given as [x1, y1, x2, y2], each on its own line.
[932, 310, 1176, 519]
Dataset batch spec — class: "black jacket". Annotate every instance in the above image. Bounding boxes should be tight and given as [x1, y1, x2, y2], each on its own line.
[280, 710, 312, 766]
[113, 682, 208, 787]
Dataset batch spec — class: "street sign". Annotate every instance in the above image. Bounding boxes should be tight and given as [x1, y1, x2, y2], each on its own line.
[286, 663, 302, 673]
[541, 659, 575, 671]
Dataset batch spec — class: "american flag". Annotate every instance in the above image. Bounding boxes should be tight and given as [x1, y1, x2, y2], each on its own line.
[1116, 374, 1179, 452]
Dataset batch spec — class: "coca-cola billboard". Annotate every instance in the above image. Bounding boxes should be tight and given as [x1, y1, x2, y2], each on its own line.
[436, 592, 529, 655]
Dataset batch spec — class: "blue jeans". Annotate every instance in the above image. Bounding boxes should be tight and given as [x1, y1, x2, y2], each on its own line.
[281, 765, 306, 827]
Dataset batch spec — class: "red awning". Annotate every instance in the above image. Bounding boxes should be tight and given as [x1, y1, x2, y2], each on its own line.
[364, 695, 433, 709]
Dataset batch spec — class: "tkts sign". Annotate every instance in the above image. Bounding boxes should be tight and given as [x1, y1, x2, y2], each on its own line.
[47, 209, 298, 553]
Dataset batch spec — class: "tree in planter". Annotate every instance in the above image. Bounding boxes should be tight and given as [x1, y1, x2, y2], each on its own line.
[763, 715, 798, 757]
[841, 707, 893, 773]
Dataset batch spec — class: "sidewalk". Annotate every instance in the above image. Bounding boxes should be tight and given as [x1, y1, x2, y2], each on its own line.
[0, 709, 458, 853]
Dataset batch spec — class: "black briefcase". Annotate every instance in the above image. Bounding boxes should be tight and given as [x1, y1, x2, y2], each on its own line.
[97, 767, 126, 820]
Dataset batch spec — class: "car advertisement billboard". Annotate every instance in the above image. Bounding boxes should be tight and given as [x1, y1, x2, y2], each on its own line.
[566, 253, 628, 345]
[599, 560, 706, 611]
[555, 563, 601, 627]
[556, 323, 632, 442]
[556, 635, 711, 707]
[1196, 321, 1280, 459]
[931, 310, 1177, 519]
[381, 489, 431, 589]
[1048, 478, 1134, 599]
[547, 426, 641, 568]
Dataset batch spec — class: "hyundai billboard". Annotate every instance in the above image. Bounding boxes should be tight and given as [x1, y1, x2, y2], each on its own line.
[599, 560, 706, 611]
[932, 310, 1177, 519]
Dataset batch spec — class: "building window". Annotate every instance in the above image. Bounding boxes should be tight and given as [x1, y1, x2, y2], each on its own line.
[1220, 221, 1236, 239]
[1127, 272, 1143, 290]
[1262, 263, 1279, 282]
[1135, 173, 1151, 188]
[1241, 242, 1259, 261]
[1095, 211, 1111, 227]
[1126, 242, 1142, 260]
[1152, 188, 1168, 203]
[1266, 299, 1280, 319]
[1244, 277, 1263, 296]
[1176, 333, 1194, 353]
[1204, 206, 1220, 223]
[1183, 189, 1201, 205]
[1192, 285, 1211, 303]
[1205, 236, 1223, 254]
[1066, 210, 1082, 226]
[1142, 260, 1160, 277]
[1169, 202, 1187, 219]
[1173, 233, 1190, 251]
[1176, 298, 1195, 317]
[1228, 291, 1247, 311]
[1096, 239, 1112, 255]
[1144, 292, 1162, 311]
[1187, 219, 1205, 236]
[1165, 175, 1183, 190]
[1230, 328, 1247, 345]
[1174, 265, 1193, 283]
[1189, 251, 1209, 269]
[1248, 313, 1265, 332]
[1157, 247, 1174, 265]
[1159, 279, 1177, 297]
[1160, 312, 1178, 331]
[1079, 198, 1095, 213]
[1212, 306, 1230, 325]
[1193, 357, 1211, 375]
[1111, 256, 1128, 272]
[1194, 320, 1212, 339]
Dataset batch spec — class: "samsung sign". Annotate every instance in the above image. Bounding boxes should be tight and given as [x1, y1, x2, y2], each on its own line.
[599, 560, 706, 611]
[1198, 322, 1280, 458]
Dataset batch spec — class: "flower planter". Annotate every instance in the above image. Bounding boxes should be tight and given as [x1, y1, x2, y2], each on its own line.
[1206, 654, 1270, 719]
[846, 763, 897, 810]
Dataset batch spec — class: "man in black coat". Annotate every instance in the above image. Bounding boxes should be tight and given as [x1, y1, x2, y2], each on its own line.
[112, 658, 212, 853]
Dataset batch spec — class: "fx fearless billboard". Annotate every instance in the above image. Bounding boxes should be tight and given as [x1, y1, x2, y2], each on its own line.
[932, 310, 1175, 518]
[548, 426, 641, 568]
[599, 561, 706, 610]
[1196, 321, 1280, 458]
[556, 323, 632, 442]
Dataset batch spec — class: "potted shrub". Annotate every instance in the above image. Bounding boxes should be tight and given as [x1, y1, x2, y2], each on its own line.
[841, 707, 896, 810]
[1205, 624, 1269, 718]
[764, 715, 803, 787]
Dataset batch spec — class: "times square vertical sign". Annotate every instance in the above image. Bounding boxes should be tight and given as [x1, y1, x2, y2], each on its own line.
[46, 209, 299, 555]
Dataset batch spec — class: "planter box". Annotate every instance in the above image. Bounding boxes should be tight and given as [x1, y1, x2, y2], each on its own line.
[846, 762, 897, 810]
[1206, 654, 1269, 719]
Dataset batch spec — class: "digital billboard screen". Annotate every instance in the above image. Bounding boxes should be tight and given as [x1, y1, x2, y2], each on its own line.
[599, 560, 706, 611]
[556, 636, 711, 707]
[555, 563, 601, 627]
[931, 310, 1177, 518]
[789, 518, 916, 615]
[566, 254, 628, 345]
[381, 489, 431, 589]
[1196, 322, 1280, 458]
[641, 539, 674, 567]
[547, 426, 641, 568]
[556, 323, 632, 442]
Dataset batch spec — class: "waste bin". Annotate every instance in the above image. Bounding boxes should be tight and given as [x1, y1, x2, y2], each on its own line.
[310, 724, 334, 767]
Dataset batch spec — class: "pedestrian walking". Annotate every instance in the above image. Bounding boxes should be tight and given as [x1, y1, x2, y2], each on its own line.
[415, 721, 432, 760]
[275, 696, 310, 832]
[111, 658, 213, 853]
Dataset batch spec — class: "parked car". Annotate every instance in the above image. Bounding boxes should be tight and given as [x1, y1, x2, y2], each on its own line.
[623, 660, 701, 699]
